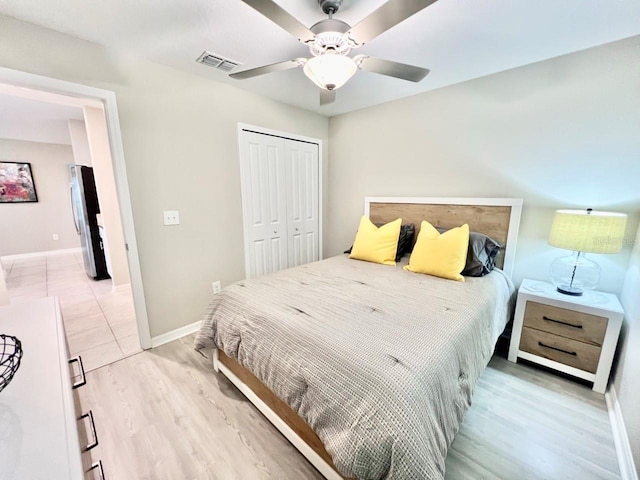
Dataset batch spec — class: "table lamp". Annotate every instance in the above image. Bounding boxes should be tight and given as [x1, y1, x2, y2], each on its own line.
[548, 208, 627, 296]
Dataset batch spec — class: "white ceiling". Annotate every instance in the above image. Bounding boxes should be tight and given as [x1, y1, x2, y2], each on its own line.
[1, 0, 639, 116]
[0, 93, 84, 145]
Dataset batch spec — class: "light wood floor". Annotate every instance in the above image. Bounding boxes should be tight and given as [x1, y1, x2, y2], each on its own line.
[78, 335, 620, 480]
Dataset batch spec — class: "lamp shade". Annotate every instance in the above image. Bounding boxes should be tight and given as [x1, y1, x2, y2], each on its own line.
[303, 53, 357, 91]
[548, 209, 627, 254]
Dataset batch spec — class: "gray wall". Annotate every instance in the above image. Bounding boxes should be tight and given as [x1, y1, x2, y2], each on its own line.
[327, 36, 640, 294]
[0, 15, 329, 337]
[0, 9, 637, 471]
[326, 35, 640, 471]
[0, 139, 80, 255]
[615, 223, 640, 469]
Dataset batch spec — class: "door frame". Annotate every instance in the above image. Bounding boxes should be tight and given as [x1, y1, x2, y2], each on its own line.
[237, 123, 323, 279]
[0, 66, 152, 349]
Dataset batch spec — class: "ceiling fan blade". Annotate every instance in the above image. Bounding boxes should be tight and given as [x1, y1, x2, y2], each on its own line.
[348, 0, 439, 45]
[240, 0, 315, 43]
[320, 89, 336, 106]
[230, 59, 302, 80]
[358, 56, 430, 82]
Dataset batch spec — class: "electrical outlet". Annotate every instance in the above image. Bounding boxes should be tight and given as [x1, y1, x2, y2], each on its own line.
[212, 281, 221, 295]
[52, 234, 59, 241]
[163, 210, 180, 226]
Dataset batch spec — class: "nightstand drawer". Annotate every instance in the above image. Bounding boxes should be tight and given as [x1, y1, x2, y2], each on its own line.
[520, 327, 602, 373]
[523, 301, 607, 346]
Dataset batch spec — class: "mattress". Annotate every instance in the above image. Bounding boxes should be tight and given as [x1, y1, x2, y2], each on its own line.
[194, 255, 514, 479]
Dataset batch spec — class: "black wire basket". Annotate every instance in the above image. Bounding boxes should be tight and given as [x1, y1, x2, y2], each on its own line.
[0, 334, 23, 393]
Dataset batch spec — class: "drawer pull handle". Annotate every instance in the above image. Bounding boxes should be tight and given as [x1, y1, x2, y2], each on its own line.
[79, 410, 99, 452]
[69, 356, 87, 389]
[538, 341, 577, 356]
[543, 316, 582, 329]
[88, 460, 105, 479]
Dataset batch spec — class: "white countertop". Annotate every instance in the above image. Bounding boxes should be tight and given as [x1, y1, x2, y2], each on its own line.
[519, 278, 624, 315]
[0, 297, 83, 479]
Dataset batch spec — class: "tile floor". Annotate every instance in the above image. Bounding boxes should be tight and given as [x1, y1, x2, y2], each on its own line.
[2, 251, 141, 371]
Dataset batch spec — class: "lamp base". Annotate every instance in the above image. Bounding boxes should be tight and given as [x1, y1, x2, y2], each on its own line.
[549, 251, 601, 296]
[556, 285, 583, 296]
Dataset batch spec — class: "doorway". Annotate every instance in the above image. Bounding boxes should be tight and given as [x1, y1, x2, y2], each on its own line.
[0, 67, 151, 368]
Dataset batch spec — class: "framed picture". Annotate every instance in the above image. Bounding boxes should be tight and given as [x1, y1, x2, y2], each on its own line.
[0, 162, 38, 203]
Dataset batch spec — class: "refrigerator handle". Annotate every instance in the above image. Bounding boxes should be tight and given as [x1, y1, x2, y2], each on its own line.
[69, 183, 81, 235]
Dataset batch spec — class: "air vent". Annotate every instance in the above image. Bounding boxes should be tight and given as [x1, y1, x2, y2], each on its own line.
[196, 51, 241, 72]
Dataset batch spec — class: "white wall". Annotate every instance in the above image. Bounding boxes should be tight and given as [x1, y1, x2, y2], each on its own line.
[83, 106, 130, 287]
[615, 223, 640, 470]
[0, 15, 329, 337]
[0, 139, 80, 255]
[68, 119, 92, 166]
[327, 36, 640, 294]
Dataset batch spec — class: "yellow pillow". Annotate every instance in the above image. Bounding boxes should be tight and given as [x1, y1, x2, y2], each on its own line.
[404, 221, 470, 281]
[349, 217, 402, 266]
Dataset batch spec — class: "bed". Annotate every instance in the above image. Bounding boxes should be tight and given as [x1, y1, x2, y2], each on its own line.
[194, 197, 523, 479]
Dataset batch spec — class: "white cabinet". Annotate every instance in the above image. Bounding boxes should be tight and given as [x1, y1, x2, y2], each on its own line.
[508, 279, 624, 394]
[0, 298, 105, 479]
[240, 129, 320, 278]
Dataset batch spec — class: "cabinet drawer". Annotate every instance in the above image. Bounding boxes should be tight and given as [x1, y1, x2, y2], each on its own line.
[73, 390, 94, 473]
[68, 355, 104, 478]
[520, 327, 602, 373]
[523, 301, 607, 346]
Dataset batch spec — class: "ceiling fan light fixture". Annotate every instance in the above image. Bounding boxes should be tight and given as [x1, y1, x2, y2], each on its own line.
[303, 53, 357, 91]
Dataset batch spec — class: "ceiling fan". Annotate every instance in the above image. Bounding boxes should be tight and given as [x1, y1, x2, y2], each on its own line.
[230, 0, 438, 105]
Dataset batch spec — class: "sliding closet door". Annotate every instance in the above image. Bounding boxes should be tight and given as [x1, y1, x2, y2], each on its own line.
[285, 140, 320, 267]
[240, 132, 288, 277]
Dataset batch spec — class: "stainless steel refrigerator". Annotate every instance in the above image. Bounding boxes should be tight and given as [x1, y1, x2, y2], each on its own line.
[69, 165, 110, 280]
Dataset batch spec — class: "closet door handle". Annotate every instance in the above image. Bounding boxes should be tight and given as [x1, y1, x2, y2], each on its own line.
[538, 342, 577, 356]
[88, 460, 105, 479]
[79, 410, 99, 451]
[69, 356, 86, 389]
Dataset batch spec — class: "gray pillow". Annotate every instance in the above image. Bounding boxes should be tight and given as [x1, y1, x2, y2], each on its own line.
[464, 232, 501, 277]
[435, 228, 502, 277]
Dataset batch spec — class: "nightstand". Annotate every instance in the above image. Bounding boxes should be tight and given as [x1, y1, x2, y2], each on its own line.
[508, 279, 623, 394]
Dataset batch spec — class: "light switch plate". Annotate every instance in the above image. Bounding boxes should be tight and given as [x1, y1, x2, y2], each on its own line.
[163, 210, 180, 226]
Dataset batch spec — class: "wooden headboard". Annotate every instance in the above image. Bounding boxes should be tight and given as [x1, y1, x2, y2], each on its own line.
[365, 197, 523, 278]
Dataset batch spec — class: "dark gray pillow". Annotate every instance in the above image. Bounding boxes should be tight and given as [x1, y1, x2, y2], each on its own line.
[345, 223, 415, 262]
[464, 232, 501, 277]
[395, 223, 416, 261]
[435, 228, 502, 277]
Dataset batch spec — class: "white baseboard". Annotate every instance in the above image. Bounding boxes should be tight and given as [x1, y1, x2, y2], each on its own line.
[150, 320, 201, 348]
[606, 386, 639, 480]
[1, 247, 82, 261]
